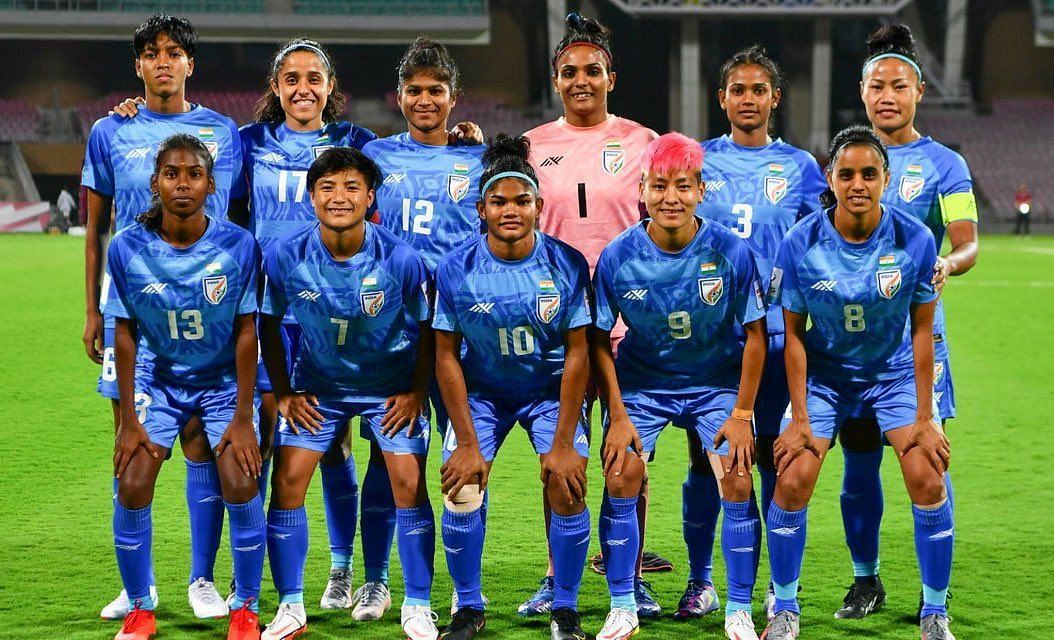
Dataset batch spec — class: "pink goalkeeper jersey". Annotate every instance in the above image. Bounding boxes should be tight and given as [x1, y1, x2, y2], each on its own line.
[526, 115, 659, 273]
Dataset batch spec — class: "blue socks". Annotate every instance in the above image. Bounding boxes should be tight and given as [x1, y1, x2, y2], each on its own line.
[227, 495, 266, 612]
[601, 495, 638, 603]
[914, 499, 954, 618]
[397, 504, 436, 604]
[758, 465, 777, 528]
[267, 507, 308, 602]
[550, 509, 590, 611]
[722, 499, 760, 614]
[321, 456, 358, 571]
[185, 460, 224, 583]
[767, 503, 807, 615]
[113, 501, 155, 609]
[361, 457, 396, 583]
[683, 470, 720, 586]
[841, 448, 884, 581]
[442, 508, 485, 610]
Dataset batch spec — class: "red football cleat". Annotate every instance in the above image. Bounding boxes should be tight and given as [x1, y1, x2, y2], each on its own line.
[114, 604, 156, 640]
[228, 600, 262, 640]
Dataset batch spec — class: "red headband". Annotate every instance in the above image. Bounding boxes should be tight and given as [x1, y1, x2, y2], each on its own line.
[552, 41, 612, 71]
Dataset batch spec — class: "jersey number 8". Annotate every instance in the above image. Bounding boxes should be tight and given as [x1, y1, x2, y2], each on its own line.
[843, 304, 866, 332]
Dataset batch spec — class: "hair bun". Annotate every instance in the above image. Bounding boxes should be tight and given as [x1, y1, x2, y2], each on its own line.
[482, 134, 531, 166]
[866, 24, 917, 59]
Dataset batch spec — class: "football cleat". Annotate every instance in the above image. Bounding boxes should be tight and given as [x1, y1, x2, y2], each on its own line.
[920, 614, 956, 640]
[517, 577, 555, 617]
[915, 589, 953, 624]
[260, 603, 307, 640]
[760, 610, 799, 640]
[402, 605, 440, 640]
[724, 610, 759, 640]
[227, 600, 261, 640]
[319, 568, 353, 610]
[550, 607, 587, 640]
[114, 603, 156, 640]
[764, 583, 776, 621]
[596, 607, 638, 640]
[101, 587, 159, 620]
[634, 578, 661, 619]
[351, 581, 391, 621]
[833, 577, 886, 619]
[673, 581, 720, 620]
[451, 590, 489, 616]
[439, 607, 485, 640]
[189, 577, 229, 619]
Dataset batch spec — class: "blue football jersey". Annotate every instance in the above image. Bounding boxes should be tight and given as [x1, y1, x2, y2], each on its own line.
[82, 105, 242, 232]
[769, 207, 938, 383]
[433, 232, 592, 401]
[363, 133, 486, 272]
[262, 222, 430, 402]
[698, 135, 826, 334]
[239, 121, 376, 255]
[103, 217, 260, 387]
[594, 218, 766, 391]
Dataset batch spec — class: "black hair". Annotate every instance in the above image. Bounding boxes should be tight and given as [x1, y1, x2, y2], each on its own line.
[137, 134, 214, 231]
[397, 36, 461, 96]
[131, 13, 197, 59]
[252, 37, 346, 125]
[306, 147, 381, 193]
[819, 124, 890, 208]
[719, 44, 783, 92]
[863, 24, 921, 81]
[551, 13, 615, 73]
[479, 134, 538, 196]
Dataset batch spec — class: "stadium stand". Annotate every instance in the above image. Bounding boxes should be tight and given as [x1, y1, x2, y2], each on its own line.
[0, 100, 41, 142]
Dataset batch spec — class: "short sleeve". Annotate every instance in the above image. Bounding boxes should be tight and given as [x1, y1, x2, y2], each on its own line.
[797, 155, 826, 220]
[82, 119, 115, 196]
[229, 126, 251, 200]
[431, 261, 461, 333]
[561, 249, 592, 331]
[729, 238, 767, 326]
[237, 240, 260, 315]
[102, 240, 131, 319]
[261, 248, 288, 318]
[770, 236, 806, 314]
[911, 235, 940, 305]
[400, 248, 432, 323]
[935, 149, 977, 226]
[592, 250, 621, 332]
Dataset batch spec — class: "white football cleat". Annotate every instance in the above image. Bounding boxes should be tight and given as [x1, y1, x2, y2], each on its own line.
[351, 581, 391, 621]
[188, 577, 229, 619]
[597, 607, 639, 640]
[100, 586, 159, 620]
[261, 602, 307, 640]
[401, 605, 440, 640]
[319, 568, 353, 610]
[724, 610, 759, 640]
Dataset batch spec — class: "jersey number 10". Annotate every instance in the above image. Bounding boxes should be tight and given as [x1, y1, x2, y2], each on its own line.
[498, 326, 536, 356]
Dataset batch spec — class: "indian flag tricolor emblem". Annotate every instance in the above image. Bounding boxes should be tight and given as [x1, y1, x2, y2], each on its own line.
[906, 164, 923, 176]
[453, 163, 470, 174]
[700, 262, 717, 274]
[362, 275, 378, 287]
[768, 163, 784, 175]
[539, 279, 556, 292]
[198, 127, 215, 140]
[879, 255, 896, 266]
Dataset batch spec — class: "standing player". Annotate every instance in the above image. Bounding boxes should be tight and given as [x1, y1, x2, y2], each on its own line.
[592, 132, 768, 640]
[258, 148, 439, 640]
[82, 13, 243, 620]
[761, 125, 954, 640]
[359, 37, 486, 620]
[106, 134, 264, 640]
[522, 12, 661, 619]
[433, 135, 593, 640]
[684, 45, 825, 621]
[833, 24, 978, 619]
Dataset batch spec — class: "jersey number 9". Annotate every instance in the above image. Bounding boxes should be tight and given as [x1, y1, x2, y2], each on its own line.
[668, 311, 692, 339]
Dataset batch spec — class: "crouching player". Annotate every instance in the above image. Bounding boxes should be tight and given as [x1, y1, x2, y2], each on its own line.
[761, 125, 953, 640]
[258, 148, 438, 640]
[433, 135, 592, 640]
[106, 134, 265, 640]
[591, 132, 768, 640]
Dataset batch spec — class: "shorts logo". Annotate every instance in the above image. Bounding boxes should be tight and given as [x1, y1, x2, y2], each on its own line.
[899, 175, 925, 202]
[698, 276, 724, 306]
[447, 173, 471, 203]
[202, 275, 228, 305]
[933, 361, 945, 384]
[312, 145, 334, 160]
[360, 290, 385, 317]
[537, 294, 561, 324]
[753, 280, 765, 310]
[767, 267, 783, 300]
[764, 176, 788, 205]
[876, 268, 902, 299]
[602, 141, 625, 176]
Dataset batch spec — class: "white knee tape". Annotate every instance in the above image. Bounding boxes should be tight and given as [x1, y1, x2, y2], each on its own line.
[444, 484, 484, 513]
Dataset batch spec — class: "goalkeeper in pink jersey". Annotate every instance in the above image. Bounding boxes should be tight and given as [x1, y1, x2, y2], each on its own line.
[521, 13, 664, 621]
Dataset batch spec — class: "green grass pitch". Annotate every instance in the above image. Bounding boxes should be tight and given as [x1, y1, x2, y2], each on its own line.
[1, 233, 1050, 639]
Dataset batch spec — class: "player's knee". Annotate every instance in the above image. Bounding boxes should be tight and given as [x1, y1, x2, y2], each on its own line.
[444, 484, 484, 513]
[117, 473, 155, 510]
[218, 468, 258, 504]
[755, 434, 777, 473]
[839, 418, 883, 452]
[544, 475, 587, 515]
[774, 466, 815, 510]
[904, 467, 945, 506]
[268, 469, 308, 510]
[719, 470, 753, 502]
[604, 461, 644, 498]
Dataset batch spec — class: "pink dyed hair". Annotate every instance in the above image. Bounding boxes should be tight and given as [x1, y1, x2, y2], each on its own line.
[640, 131, 704, 179]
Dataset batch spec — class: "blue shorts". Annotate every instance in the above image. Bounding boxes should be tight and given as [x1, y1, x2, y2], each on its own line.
[361, 382, 449, 444]
[97, 318, 119, 400]
[933, 337, 956, 420]
[802, 370, 937, 440]
[256, 322, 302, 393]
[440, 396, 590, 463]
[280, 397, 430, 455]
[614, 386, 738, 456]
[136, 367, 259, 450]
[754, 333, 789, 438]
